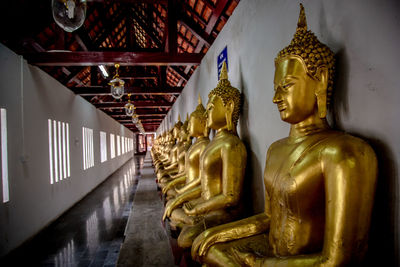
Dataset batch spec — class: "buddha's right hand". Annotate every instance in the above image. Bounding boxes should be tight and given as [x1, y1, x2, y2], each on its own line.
[162, 199, 176, 220]
[162, 183, 171, 195]
[192, 227, 220, 258]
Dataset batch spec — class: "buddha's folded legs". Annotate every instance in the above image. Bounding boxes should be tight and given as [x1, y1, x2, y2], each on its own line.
[202, 233, 271, 267]
[170, 208, 195, 225]
[166, 188, 177, 200]
[177, 210, 241, 248]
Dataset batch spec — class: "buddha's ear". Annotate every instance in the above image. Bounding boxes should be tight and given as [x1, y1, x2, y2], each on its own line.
[225, 99, 234, 132]
[315, 66, 328, 118]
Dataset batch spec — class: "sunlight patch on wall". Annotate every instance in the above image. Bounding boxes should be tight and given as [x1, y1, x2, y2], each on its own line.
[82, 127, 94, 170]
[1, 108, 9, 203]
[100, 131, 107, 163]
[48, 119, 71, 184]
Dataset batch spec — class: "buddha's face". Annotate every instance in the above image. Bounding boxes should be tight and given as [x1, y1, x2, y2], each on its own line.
[273, 56, 318, 124]
[173, 127, 180, 139]
[206, 95, 227, 130]
[180, 129, 188, 141]
[188, 115, 205, 137]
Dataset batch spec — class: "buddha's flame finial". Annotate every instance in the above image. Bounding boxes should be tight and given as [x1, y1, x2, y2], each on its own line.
[219, 61, 228, 80]
[178, 114, 181, 122]
[198, 93, 202, 105]
[297, 3, 307, 31]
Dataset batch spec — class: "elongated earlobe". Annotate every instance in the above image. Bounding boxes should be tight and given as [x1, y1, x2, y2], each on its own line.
[315, 67, 328, 118]
[225, 100, 234, 132]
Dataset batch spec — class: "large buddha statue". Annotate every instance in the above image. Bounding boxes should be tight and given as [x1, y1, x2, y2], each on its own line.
[163, 62, 247, 249]
[162, 96, 210, 199]
[191, 4, 378, 266]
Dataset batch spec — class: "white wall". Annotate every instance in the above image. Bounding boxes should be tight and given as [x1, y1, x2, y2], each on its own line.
[158, 0, 400, 265]
[0, 43, 134, 256]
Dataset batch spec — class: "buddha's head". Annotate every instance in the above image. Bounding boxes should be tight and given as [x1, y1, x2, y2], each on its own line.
[179, 114, 190, 142]
[173, 115, 183, 139]
[206, 62, 241, 132]
[189, 95, 209, 138]
[273, 4, 335, 124]
[167, 129, 174, 142]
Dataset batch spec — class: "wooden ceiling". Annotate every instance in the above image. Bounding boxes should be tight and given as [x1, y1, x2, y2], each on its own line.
[0, 0, 240, 133]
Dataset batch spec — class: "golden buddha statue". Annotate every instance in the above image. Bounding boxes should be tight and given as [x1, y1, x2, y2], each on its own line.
[152, 133, 164, 163]
[156, 118, 183, 178]
[154, 131, 173, 170]
[191, 4, 378, 266]
[162, 96, 210, 200]
[152, 133, 165, 164]
[159, 114, 193, 190]
[163, 62, 247, 249]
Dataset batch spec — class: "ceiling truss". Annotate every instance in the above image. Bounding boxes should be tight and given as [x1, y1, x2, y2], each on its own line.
[1, 0, 240, 132]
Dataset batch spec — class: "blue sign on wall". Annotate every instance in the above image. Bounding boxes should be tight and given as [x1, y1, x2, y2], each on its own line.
[217, 46, 228, 79]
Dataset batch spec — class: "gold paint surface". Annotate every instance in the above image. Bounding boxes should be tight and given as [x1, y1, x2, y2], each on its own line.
[192, 4, 377, 266]
[162, 63, 247, 249]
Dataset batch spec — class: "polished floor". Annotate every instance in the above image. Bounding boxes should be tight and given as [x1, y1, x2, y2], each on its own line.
[1, 156, 143, 267]
[117, 155, 175, 267]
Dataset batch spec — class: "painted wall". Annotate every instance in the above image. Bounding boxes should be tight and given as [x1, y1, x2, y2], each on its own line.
[158, 0, 400, 265]
[0, 43, 134, 256]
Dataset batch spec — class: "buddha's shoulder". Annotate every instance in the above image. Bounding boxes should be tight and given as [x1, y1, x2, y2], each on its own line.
[318, 131, 376, 160]
[190, 138, 209, 151]
[268, 131, 375, 157]
[220, 133, 246, 149]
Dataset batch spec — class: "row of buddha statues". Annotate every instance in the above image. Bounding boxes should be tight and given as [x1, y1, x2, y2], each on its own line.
[150, 4, 378, 266]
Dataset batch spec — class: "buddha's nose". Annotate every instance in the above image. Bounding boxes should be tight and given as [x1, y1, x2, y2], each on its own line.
[273, 90, 282, 104]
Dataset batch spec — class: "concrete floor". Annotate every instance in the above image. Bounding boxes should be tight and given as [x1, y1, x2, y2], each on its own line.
[0, 156, 157, 267]
[117, 154, 176, 267]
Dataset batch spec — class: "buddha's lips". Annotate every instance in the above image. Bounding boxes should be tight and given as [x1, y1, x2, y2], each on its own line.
[277, 104, 286, 112]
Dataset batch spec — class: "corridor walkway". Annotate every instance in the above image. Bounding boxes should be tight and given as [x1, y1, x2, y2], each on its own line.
[1, 157, 141, 267]
[117, 153, 176, 267]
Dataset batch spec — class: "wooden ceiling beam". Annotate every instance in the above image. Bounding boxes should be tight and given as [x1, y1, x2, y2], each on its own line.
[111, 113, 167, 117]
[87, 0, 167, 3]
[119, 118, 163, 122]
[64, 67, 86, 85]
[93, 8, 126, 48]
[177, 0, 208, 26]
[178, 15, 212, 47]
[131, 8, 162, 48]
[100, 106, 171, 110]
[25, 52, 203, 66]
[95, 101, 173, 108]
[166, 0, 178, 54]
[205, 0, 230, 34]
[123, 122, 161, 126]
[169, 67, 189, 81]
[183, 0, 230, 71]
[108, 108, 168, 114]
[71, 86, 182, 95]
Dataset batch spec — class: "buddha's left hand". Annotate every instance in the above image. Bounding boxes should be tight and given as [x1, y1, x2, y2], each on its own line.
[230, 247, 256, 267]
[183, 202, 197, 215]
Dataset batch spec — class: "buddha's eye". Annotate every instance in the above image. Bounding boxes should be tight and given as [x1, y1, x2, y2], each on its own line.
[282, 83, 293, 90]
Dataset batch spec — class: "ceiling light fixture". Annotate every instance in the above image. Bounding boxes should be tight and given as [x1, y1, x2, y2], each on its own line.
[109, 63, 124, 100]
[52, 0, 87, 32]
[124, 93, 135, 116]
[132, 114, 139, 124]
